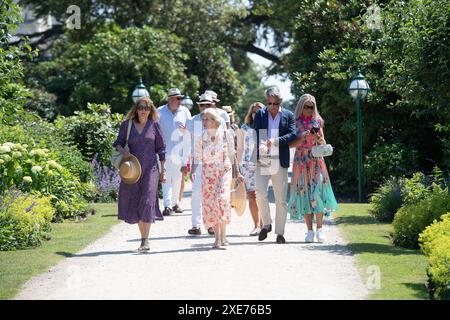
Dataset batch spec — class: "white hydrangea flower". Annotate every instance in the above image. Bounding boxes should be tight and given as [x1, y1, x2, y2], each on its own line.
[30, 149, 47, 157]
[12, 151, 22, 158]
[31, 165, 43, 174]
[0, 146, 11, 154]
[47, 160, 62, 170]
[23, 176, 33, 183]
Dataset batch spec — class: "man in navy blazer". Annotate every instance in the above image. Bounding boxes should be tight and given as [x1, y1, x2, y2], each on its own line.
[254, 86, 297, 244]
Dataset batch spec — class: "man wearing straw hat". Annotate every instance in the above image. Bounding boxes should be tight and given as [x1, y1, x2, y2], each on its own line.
[157, 88, 192, 216]
[186, 93, 227, 236]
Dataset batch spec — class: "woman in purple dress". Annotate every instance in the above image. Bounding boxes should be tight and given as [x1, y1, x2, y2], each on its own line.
[113, 97, 166, 251]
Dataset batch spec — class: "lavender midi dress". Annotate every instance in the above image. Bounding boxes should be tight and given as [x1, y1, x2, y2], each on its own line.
[113, 119, 166, 224]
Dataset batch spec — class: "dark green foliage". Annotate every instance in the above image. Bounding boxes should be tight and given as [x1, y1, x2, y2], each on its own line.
[54, 103, 123, 167]
[369, 177, 405, 222]
[364, 140, 420, 189]
[285, 0, 450, 197]
[28, 26, 193, 113]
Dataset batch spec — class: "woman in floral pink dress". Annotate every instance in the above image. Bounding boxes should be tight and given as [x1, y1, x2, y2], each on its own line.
[288, 94, 338, 243]
[190, 108, 243, 248]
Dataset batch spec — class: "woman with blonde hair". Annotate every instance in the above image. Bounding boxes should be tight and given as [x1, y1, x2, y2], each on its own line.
[113, 97, 166, 251]
[236, 102, 264, 235]
[288, 94, 338, 243]
[190, 108, 243, 248]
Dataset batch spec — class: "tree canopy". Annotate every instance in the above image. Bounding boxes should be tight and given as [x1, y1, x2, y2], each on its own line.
[9, 0, 450, 198]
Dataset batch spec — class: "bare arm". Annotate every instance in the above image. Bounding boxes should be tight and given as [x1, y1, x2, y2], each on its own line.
[116, 145, 131, 157]
[236, 128, 244, 165]
[190, 136, 202, 182]
[289, 130, 310, 148]
[317, 127, 326, 145]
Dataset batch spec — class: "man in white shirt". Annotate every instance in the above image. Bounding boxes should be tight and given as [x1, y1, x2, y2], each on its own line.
[157, 88, 192, 216]
[186, 93, 226, 235]
[253, 86, 297, 244]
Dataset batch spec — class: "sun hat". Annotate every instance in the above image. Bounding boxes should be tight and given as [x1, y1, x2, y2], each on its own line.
[231, 179, 247, 216]
[167, 88, 184, 98]
[222, 105, 234, 115]
[196, 93, 214, 105]
[204, 90, 220, 102]
[119, 154, 142, 184]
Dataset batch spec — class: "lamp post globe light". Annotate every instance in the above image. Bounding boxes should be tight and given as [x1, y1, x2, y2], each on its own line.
[181, 95, 193, 110]
[132, 78, 150, 103]
[348, 71, 370, 203]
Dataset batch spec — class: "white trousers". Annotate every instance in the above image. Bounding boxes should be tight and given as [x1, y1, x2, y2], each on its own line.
[162, 157, 183, 208]
[191, 164, 202, 228]
[255, 159, 289, 236]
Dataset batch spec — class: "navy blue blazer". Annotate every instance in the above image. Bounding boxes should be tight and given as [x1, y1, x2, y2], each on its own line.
[253, 108, 297, 168]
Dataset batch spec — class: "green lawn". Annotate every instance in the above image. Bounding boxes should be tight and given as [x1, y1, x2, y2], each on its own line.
[0, 203, 119, 300]
[0, 202, 430, 300]
[335, 204, 429, 300]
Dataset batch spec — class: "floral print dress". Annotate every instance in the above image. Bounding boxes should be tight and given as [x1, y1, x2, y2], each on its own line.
[194, 129, 234, 228]
[239, 124, 257, 192]
[288, 115, 338, 220]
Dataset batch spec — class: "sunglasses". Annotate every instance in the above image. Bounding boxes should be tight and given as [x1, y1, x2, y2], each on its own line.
[137, 105, 150, 111]
[268, 103, 279, 106]
[304, 105, 314, 110]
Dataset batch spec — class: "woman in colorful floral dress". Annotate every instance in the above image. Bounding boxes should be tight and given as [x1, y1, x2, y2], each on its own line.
[236, 102, 264, 236]
[190, 108, 244, 248]
[288, 94, 338, 243]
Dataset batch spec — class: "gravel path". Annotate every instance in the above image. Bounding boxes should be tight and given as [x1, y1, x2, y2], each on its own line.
[15, 181, 368, 300]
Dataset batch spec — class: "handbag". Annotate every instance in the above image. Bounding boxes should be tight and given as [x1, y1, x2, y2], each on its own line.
[231, 179, 246, 216]
[111, 119, 133, 169]
[311, 144, 334, 158]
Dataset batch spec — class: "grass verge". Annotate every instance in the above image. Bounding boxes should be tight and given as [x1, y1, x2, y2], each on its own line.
[0, 203, 119, 300]
[335, 203, 429, 300]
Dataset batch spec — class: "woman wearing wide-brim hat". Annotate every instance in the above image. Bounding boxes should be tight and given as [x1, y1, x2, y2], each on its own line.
[113, 97, 166, 251]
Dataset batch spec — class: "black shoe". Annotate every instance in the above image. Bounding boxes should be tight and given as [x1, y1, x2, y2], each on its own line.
[163, 207, 172, 216]
[258, 227, 268, 241]
[207, 227, 215, 235]
[276, 235, 286, 244]
[172, 205, 183, 213]
[188, 227, 201, 236]
[267, 224, 272, 232]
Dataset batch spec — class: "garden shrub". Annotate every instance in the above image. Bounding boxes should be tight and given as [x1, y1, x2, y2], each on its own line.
[0, 187, 54, 251]
[369, 177, 405, 222]
[402, 172, 433, 206]
[393, 186, 450, 249]
[419, 213, 450, 300]
[0, 142, 89, 220]
[0, 122, 93, 183]
[53, 103, 123, 168]
[24, 88, 59, 121]
[364, 140, 419, 187]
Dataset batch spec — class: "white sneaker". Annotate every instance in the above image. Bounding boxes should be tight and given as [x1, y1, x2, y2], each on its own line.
[316, 228, 326, 243]
[305, 230, 315, 243]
